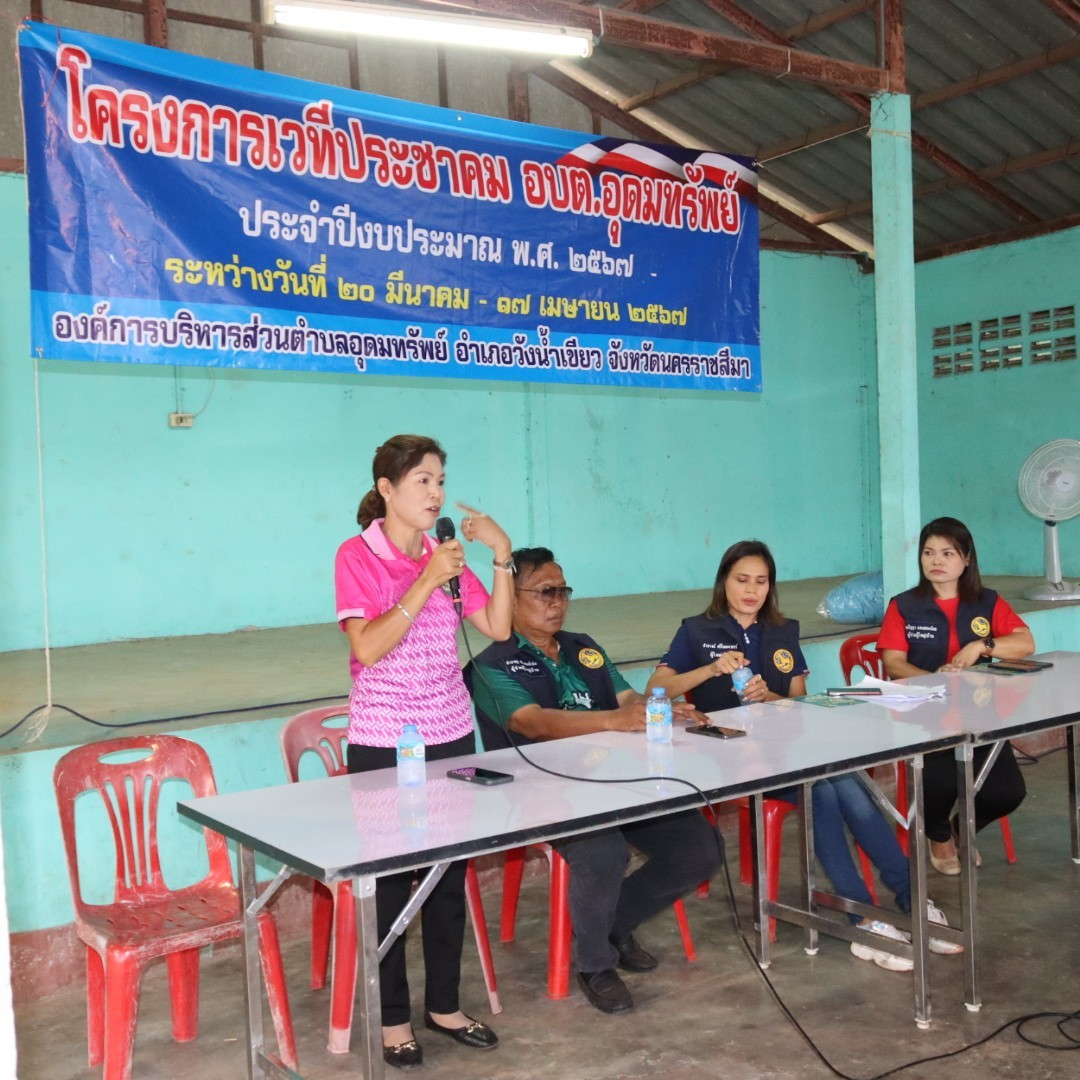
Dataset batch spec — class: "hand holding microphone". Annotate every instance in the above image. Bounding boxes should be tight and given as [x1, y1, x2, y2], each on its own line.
[435, 516, 462, 604]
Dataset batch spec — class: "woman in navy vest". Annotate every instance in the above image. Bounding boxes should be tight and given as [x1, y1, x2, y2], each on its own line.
[648, 540, 962, 971]
[879, 517, 1034, 875]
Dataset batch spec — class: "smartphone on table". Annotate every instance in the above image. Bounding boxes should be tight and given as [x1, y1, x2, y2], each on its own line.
[685, 724, 746, 739]
[447, 766, 514, 785]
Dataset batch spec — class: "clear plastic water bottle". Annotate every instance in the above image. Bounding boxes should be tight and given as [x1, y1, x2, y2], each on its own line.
[396, 723, 426, 787]
[645, 687, 673, 743]
[647, 738, 674, 791]
[731, 666, 753, 702]
[398, 785, 429, 848]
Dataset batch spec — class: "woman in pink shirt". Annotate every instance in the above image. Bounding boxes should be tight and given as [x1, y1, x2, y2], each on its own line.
[335, 434, 512, 1070]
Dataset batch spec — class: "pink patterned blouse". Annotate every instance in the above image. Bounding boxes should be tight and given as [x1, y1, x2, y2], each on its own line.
[335, 520, 489, 747]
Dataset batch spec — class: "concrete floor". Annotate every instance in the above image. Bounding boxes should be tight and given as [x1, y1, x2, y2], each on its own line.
[14, 749, 1080, 1080]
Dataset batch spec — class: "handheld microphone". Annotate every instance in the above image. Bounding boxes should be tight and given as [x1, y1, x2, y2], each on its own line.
[435, 516, 461, 604]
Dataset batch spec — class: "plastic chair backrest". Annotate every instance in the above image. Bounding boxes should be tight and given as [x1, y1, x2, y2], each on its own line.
[839, 633, 884, 684]
[53, 734, 229, 911]
[280, 706, 350, 782]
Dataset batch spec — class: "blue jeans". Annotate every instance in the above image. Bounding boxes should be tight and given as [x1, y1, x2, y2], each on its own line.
[773, 773, 911, 917]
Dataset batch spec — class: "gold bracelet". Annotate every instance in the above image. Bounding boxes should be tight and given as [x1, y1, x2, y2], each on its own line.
[396, 603, 413, 622]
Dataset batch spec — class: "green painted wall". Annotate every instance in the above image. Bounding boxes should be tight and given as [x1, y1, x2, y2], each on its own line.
[915, 226, 1080, 578]
[7, 604, 1079, 936]
[1, 172, 878, 652]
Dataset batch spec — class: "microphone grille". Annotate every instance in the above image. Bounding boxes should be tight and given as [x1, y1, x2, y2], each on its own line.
[435, 516, 456, 542]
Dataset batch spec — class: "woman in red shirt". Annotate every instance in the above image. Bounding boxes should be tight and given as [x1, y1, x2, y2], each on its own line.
[879, 517, 1034, 875]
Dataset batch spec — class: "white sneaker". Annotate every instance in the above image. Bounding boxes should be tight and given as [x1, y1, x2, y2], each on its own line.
[850, 920, 914, 972]
[927, 900, 964, 955]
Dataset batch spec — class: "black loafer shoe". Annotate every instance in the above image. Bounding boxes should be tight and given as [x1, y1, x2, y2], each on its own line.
[383, 1039, 424, 1071]
[577, 969, 633, 1013]
[423, 1012, 499, 1050]
[611, 934, 658, 973]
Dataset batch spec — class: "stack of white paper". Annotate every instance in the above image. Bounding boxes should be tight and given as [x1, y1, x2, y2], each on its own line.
[844, 675, 947, 711]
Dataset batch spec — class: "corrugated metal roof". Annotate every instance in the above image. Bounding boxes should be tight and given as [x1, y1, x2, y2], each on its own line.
[537, 0, 1080, 258]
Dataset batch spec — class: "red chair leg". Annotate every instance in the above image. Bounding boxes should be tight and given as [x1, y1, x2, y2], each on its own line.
[310, 881, 335, 990]
[500, 847, 527, 943]
[1000, 816, 1018, 863]
[102, 950, 142, 1080]
[165, 948, 200, 1042]
[86, 946, 105, 1068]
[465, 861, 501, 1015]
[673, 899, 696, 963]
[763, 804, 787, 943]
[738, 801, 754, 886]
[257, 913, 297, 1070]
[856, 846, 879, 905]
[547, 851, 572, 1000]
[328, 881, 356, 1055]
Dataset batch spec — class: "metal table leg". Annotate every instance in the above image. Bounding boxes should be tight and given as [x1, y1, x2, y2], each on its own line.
[908, 755, 930, 1028]
[354, 875, 383, 1080]
[798, 782, 819, 957]
[955, 743, 981, 1012]
[1068, 723, 1080, 864]
[238, 845, 265, 1079]
[752, 794, 771, 969]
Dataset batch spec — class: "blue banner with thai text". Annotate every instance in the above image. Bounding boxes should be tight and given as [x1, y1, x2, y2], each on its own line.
[19, 21, 760, 391]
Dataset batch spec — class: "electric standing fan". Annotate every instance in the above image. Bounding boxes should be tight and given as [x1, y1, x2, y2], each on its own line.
[1018, 438, 1080, 601]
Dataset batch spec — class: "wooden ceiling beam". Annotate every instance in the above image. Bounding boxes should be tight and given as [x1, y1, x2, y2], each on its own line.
[781, 0, 876, 40]
[695, 0, 1038, 223]
[616, 0, 878, 110]
[1041, 0, 1080, 34]
[917, 209, 1080, 262]
[914, 36, 1080, 110]
[757, 36, 1080, 163]
[416, 0, 889, 94]
[810, 138, 1080, 225]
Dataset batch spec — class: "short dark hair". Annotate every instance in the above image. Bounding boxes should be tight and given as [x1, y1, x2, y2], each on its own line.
[705, 539, 784, 625]
[915, 516, 984, 602]
[357, 434, 446, 528]
[511, 546, 556, 579]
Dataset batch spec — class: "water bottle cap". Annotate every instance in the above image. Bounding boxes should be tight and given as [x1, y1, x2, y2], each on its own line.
[650, 687, 665, 697]
[402, 723, 419, 732]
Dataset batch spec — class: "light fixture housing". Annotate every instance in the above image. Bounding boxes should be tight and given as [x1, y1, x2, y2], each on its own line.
[265, 1, 594, 58]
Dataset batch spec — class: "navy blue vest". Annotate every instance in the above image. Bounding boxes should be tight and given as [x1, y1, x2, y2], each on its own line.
[469, 630, 619, 751]
[892, 587, 998, 671]
[679, 614, 802, 713]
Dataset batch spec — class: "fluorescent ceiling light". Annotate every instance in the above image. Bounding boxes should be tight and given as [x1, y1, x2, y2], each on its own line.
[266, 1, 594, 58]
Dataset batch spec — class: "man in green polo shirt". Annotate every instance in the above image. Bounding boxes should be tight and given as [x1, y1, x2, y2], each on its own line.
[469, 547, 721, 1015]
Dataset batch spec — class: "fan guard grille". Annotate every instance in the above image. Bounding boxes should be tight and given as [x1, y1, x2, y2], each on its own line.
[1018, 439, 1080, 521]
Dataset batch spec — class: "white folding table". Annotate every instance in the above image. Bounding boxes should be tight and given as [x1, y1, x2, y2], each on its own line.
[180, 702, 968, 1077]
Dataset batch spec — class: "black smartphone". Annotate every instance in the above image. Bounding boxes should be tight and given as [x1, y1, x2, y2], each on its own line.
[826, 687, 882, 696]
[446, 766, 514, 785]
[686, 724, 746, 739]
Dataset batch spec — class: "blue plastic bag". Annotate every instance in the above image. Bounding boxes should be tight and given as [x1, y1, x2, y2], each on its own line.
[817, 571, 884, 624]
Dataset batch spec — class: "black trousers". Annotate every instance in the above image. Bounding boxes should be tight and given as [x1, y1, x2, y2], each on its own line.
[347, 732, 474, 1027]
[922, 742, 1027, 843]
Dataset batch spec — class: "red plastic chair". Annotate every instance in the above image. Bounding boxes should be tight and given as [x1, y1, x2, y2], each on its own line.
[839, 633, 1017, 863]
[499, 842, 697, 999]
[53, 735, 296, 1080]
[281, 707, 500, 1054]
